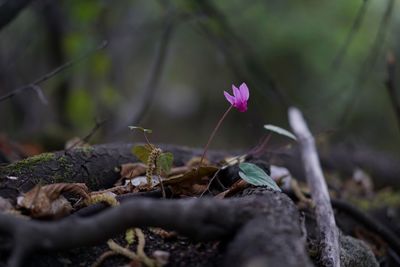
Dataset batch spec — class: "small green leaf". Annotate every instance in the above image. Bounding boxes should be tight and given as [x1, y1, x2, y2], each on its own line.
[128, 126, 153, 133]
[239, 162, 281, 191]
[132, 145, 151, 163]
[264, 124, 296, 140]
[157, 152, 174, 174]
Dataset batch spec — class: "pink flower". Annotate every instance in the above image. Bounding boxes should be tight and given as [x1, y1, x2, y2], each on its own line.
[224, 83, 249, 112]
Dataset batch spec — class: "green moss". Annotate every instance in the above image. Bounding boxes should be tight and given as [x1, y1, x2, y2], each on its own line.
[350, 189, 400, 210]
[3, 153, 55, 174]
[55, 156, 75, 182]
[73, 146, 95, 157]
[18, 153, 55, 166]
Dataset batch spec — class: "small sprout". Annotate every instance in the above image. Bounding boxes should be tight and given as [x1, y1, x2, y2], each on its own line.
[264, 124, 297, 140]
[129, 127, 173, 197]
[128, 126, 153, 133]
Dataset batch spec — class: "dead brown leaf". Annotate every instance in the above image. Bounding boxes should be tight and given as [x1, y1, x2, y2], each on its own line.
[165, 166, 218, 196]
[114, 163, 148, 187]
[149, 227, 177, 239]
[215, 179, 249, 199]
[120, 163, 148, 179]
[165, 166, 218, 186]
[17, 183, 89, 218]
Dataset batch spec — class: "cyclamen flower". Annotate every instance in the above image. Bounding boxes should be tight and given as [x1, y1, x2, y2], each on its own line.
[224, 83, 249, 112]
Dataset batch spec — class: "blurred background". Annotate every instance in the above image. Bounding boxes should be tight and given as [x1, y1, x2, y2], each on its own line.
[0, 0, 400, 154]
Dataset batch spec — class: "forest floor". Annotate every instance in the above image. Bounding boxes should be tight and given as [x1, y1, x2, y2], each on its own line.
[0, 142, 398, 267]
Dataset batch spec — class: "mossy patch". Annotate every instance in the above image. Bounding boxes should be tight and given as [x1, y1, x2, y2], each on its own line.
[1, 153, 56, 175]
[73, 146, 95, 157]
[350, 188, 400, 210]
[55, 155, 76, 183]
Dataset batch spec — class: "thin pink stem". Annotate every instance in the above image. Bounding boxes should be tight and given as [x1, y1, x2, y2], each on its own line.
[199, 105, 233, 166]
[248, 133, 271, 157]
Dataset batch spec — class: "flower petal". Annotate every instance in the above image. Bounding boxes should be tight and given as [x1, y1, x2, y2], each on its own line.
[224, 91, 235, 105]
[232, 84, 242, 102]
[239, 83, 249, 100]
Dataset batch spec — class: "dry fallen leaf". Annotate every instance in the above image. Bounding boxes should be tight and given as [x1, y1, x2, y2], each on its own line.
[215, 179, 249, 199]
[165, 166, 218, 185]
[165, 166, 218, 196]
[120, 163, 148, 179]
[17, 183, 89, 218]
[149, 227, 177, 239]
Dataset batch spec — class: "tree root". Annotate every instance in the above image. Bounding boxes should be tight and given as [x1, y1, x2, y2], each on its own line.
[0, 190, 312, 267]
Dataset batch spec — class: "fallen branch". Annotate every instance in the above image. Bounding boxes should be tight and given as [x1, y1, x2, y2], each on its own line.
[289, 107, 340, 267]
[0, 143, 227, 200]
[2, 142, 400, 201]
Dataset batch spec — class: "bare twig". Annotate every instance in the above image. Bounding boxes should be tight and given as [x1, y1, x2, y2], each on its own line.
[332, 0, 370, 68]
[385, 52, 400, 133]
[191, 1, 289, 108]
[129, 20, 173, 125]
[112, 16, 174, 135]
[288, 107, 340, 267]
[339, 0, 395, 125]
[0, 41, 108, 103]
[66, 118, 107, 151]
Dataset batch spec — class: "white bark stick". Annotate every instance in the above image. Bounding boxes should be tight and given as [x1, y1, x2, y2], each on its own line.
[288, 107, 340, 267]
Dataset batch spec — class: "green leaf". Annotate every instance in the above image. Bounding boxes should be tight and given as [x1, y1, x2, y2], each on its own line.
[264, 124, 297, 140]
[238, 162, 281, 191]
[128, 126, 153, 134]
[132, 145, 151, 163]
[157, 152, 174, 174]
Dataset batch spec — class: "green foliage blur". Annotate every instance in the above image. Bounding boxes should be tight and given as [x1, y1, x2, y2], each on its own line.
[0, 0, 399, 153]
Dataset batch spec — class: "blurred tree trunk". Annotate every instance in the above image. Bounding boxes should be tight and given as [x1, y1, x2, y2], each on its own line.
[41, 1, 71, 129]
[0, 0, 33, 30]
